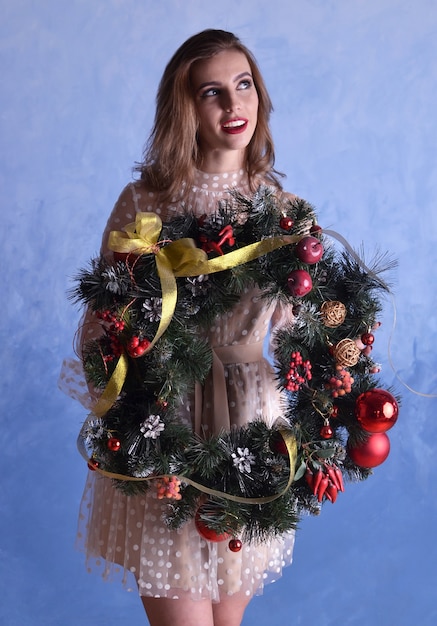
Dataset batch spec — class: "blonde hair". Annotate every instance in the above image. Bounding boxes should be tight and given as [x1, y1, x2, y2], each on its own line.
[137, 29, 283, 198]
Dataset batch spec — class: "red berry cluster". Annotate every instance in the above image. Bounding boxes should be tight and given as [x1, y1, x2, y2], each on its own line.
[96, 309, 125, 333]
[325, 365, 354, 398]
[155, 476, 182, 500]
[127, 336, 151, 357]
[95, 310, 125, 362]
[305, 463, 345, 503]
[285, 351, 312, 391]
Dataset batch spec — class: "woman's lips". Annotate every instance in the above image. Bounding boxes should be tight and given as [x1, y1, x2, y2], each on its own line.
[221, 118, 249, 134]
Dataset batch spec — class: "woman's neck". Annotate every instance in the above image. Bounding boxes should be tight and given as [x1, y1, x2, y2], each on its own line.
[197, 148, 245, 174]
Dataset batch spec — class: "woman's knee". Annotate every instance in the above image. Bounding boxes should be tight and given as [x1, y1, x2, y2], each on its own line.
[141, 595, 214, 626]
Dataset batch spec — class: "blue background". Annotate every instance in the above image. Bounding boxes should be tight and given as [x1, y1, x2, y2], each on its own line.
[1, 1, 436, 624]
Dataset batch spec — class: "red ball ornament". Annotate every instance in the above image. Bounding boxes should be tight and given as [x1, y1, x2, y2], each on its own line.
[107, 437, 121, 452]
[347, 432, 390, 468]
[355, 389, 399, 433]
[361, 332, 375, 346]
[229, 539, 243, 552]
[195, 511, 231, 542]
[295, 236, 324, 264]
[279, 216, 294, 231]
[270, 432, 288, 455]
[320, 424, 333, 439]
[310, 223, 322, 235]
[114, 251, 138, 265]
[87, 458, 100, 471]
[287, 269, 313, 297]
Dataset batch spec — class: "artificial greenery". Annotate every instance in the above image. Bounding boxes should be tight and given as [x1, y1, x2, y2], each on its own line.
[71, 186, 396, 543]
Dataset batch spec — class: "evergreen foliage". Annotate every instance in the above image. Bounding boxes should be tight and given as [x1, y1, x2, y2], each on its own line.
[71, 187, 397, 542]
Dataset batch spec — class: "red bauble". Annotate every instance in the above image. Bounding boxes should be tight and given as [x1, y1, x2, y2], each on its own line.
[195, 511, 231, 542]
[347, 432, 390, 468]
[229, 539, 243, 552]
[107, 437, 121, 452]
[361, 332, 375, 346]
[295, 236, 324, 264]
[270, 432, 288, 455]
[355, 389, 399, 433]
[114, 251, 138, 265]
[279, 216, 294, 231]
[87, 458, 100, 471]
[310, 224, 322, 235]
[320, 424, 333, 439]
[287, 269, 313, 297]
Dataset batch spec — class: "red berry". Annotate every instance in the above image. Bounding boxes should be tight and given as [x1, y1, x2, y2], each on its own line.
[129, 336, 140, 348]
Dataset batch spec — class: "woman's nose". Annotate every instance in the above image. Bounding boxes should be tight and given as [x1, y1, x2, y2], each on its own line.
[222, 91, 240, 112]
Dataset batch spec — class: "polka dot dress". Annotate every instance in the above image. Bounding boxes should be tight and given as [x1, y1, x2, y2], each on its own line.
[68, 169, 296, 601]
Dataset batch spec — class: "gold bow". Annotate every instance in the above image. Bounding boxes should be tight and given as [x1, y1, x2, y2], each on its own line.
[108, 212, 208, 352]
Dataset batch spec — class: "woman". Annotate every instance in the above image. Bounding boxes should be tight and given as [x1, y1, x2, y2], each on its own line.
[73, 29, 297, 626]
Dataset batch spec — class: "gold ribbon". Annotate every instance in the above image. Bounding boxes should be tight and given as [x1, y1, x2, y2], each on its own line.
[77, 426, 297, 505]
[98, 212, 302, 416]
[92, 352, 128, 418]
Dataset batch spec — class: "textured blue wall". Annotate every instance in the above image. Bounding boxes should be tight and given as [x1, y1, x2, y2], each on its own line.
[1, 1, 436, 624]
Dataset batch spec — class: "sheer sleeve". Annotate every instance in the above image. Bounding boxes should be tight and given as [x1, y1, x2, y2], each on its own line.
[58, 183, 143, 408]
[100, 182, 142, 257]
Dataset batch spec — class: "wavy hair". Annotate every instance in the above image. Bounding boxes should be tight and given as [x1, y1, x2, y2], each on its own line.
[137, 29, 283, 198]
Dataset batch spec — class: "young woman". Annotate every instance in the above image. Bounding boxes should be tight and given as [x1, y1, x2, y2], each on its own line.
[73, 29, 297, 626]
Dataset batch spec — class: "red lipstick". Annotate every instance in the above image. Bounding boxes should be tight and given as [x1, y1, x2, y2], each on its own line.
[221, 118, 249, 134]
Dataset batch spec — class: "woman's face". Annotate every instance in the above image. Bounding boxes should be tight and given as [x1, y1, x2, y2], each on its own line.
[191, 49, 259, 169]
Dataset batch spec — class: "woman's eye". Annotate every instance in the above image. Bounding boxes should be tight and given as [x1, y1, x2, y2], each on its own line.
[237, 79, 252, 90]
[201, 87, 219, 98]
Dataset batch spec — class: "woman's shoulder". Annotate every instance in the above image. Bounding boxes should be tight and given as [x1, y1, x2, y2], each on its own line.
[113, 179, 163, 214]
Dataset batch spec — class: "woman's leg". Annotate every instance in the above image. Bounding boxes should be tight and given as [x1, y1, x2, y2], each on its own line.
[212, 592, 252, 626]
[141, 596, 214, 626]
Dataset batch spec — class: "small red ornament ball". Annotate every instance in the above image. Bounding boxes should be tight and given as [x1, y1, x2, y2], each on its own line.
[107, 437, 121, 452]
[87, 458, 100, 471]
[347, 432, 390, 468]
[320, 424, 333, 439]
[229, 539, 243, 552]
[355, 389, 399, 433]
[279, 216, 294, 231]
[361, 332, 375, 346]
[195, 511, 230, 542]
[270, 432, 288, 455]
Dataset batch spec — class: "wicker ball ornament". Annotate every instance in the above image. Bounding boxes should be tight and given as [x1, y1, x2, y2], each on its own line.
[333, 338, 362, 367]
[320, 301, 347, 328]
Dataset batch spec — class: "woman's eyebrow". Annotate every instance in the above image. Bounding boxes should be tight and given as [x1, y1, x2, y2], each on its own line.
[196, 71, 252, 92]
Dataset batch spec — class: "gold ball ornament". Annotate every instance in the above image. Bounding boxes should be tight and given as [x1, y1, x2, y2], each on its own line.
[320, 301, 347, 328]
[333, 338, 362, 367]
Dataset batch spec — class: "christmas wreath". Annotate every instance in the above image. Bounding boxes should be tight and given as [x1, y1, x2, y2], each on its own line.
[71, 186, 399, 547]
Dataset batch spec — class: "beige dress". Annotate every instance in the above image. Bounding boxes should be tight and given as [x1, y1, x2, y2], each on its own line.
[63, 169, 295, 601]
